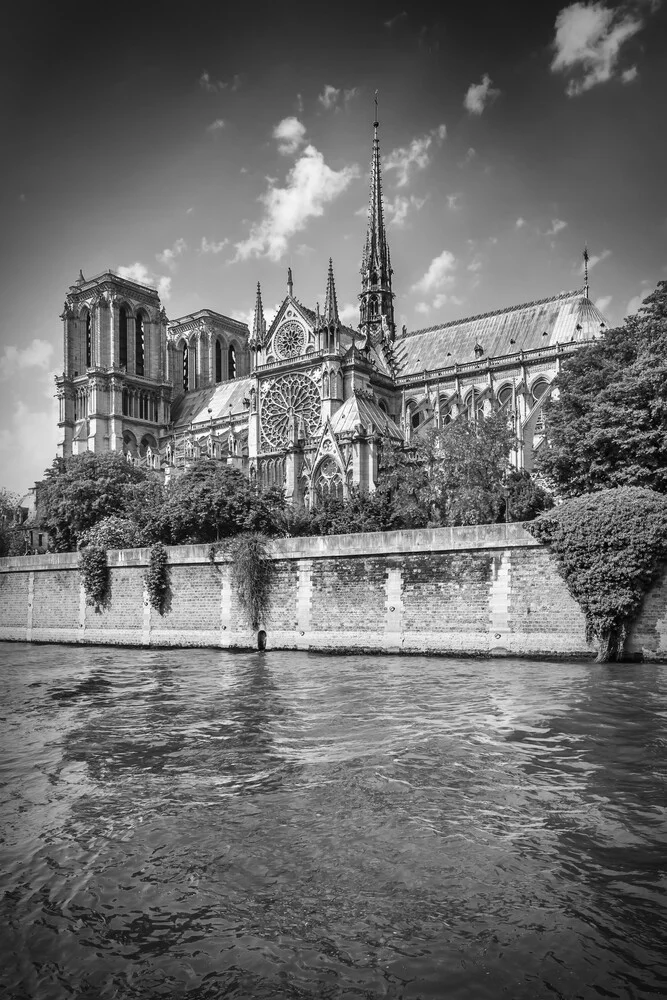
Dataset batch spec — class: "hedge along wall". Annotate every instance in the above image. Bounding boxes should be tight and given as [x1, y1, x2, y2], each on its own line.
[0, 524, 666, 661]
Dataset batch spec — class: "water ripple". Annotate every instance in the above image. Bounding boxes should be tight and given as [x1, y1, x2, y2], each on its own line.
[1, 643, 666, 999]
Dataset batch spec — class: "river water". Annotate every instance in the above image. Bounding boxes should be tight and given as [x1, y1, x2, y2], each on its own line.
[0, 643, 665, 1000]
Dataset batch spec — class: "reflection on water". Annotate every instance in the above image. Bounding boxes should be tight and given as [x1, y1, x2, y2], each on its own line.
[1, 642, 666, 999]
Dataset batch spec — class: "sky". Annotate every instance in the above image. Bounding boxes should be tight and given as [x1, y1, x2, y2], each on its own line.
[1, 0, 666, 496]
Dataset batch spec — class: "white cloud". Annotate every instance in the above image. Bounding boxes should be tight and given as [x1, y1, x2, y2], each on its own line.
[339, 302, 358, 326]
[384, 125, 446, 188]
[551, 2, 648, 96]
[1, 339, 54, 379]
[273, 116, 307, 155]
[384, 194, 427, 226]
[595, 295, 612, 312]
[385, 10, 407, 28]
[411, 250, 457, 294]
[318, 85, 340, 110]
[199, 71, 226, 93]
[467, 255, 483, 273]
[19, 193, 26, 202]
[199, 237, 229, 255]
[582, 247, 612, 271]
[317, 85, 359, 112]
[447, 193, 462, 211]
[156, 238, 187, 270]
[296, 93, 304, 114]
[207, 119, 226, 132]
[463, 74, 501, 115]
[460, 147, 476, 167]
[515, 217, 526, 229]
[415, 302, 431, 315]
[621, 65, 639, 82]
[118, 262, 172, 301]
[626, 285, 651, 316]
[199, 71, 241, 93]
[545, 218, 568, 236]
[234, 145, 359, 262]
[0, 399, 60, 494]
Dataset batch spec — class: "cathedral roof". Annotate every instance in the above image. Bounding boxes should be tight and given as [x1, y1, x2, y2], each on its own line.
[330, 392, 404, 441]
[393, 289, 607, 378]
[171, 377, 253, 427]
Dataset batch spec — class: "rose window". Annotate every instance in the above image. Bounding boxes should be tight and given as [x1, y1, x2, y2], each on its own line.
[275, 321, 305, 359]
[261, 373, 321, 449]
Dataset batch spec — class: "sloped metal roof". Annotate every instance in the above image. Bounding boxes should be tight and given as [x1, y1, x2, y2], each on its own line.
[393, 290, 607, 378]
[330, 393, 404, 440]
[171, 377, 253, 427]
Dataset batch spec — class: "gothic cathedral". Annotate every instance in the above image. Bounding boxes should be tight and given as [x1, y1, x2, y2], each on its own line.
[55, 118, 607, 505]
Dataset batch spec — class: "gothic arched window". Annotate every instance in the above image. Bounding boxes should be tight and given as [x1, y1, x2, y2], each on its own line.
[228, 344, 236, 379]
[215, 340, 222, 383]
[85, 311, 92, 368]
[314, 457, 344, 504]
[136, 312, 145, 377]
[182, 342, 189, 391]
[119, 307, 128, 369]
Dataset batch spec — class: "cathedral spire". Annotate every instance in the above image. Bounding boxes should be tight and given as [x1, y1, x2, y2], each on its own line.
[359, 94, 395, 344]
[583, 245, 590, 299]
[250, 281, 266, 348]
[323, 258, 339, 326]
[287, 266, 294, 297]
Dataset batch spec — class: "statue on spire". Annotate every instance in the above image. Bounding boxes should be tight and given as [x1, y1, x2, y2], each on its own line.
[287, 267, 294, 297]
[359, 94, 395, 346]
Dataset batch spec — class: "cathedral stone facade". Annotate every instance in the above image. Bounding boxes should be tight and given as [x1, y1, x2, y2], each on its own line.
[55, 119, 607, 505]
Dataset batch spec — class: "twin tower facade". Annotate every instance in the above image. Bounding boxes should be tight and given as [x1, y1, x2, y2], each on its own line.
[55, 121, 606, 505]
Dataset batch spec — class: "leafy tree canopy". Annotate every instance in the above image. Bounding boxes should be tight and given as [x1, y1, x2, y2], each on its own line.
[538, 280, 667, 497]
[0, 489, 21, 557]
[40, 453, 148, 552]
[526, 487, 667, 662]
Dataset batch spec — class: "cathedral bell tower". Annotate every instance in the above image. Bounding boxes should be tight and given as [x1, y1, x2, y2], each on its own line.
[359, 98, 395, 347]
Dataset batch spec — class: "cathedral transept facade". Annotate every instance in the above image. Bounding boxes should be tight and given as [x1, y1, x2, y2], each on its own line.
[55, 119, 607, 506]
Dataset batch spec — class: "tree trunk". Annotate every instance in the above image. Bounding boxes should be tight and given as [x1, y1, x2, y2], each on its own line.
[595, 626, 624, 663]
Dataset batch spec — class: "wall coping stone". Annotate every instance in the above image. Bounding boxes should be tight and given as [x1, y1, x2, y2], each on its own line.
[0, 522, 539, 573]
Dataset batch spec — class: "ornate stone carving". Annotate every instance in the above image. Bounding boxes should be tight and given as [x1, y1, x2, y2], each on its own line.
[260, 372, 321, 450]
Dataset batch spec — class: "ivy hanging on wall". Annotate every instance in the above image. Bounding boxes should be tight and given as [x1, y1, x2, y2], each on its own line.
[79, 544, 109, 610]
[525, 487, 667, 662]
[229, 532, 273, 631]
[144, 541, 170, 614]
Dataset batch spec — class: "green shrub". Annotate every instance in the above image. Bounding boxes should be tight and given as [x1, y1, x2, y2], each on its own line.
[79, 544, 109, 610]
[145, 542, 170, 613]
[229, 532, 273, 631]
[526, 487, 667, 661]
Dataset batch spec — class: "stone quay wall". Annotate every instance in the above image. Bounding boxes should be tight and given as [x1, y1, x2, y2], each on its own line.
[1, 524, 666, 661]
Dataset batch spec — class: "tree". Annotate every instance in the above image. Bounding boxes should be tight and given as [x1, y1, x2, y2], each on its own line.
[0, 489, 20, 557]
[39, 453, 149, 551]
[377, 410, 520, 528]
[158, 461, 282, 544]
[526, 487, 667, 662]
[538, 280, 667, 497]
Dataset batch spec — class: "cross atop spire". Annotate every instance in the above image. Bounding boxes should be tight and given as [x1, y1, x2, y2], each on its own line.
[287, 266, 294, 297]
[323, 258, 339, 326]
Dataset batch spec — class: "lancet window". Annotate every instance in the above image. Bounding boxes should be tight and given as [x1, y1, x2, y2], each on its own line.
[136, 313, 145, 377]
[228, 344, 236, 379]
[182, 343, 189, 391]
[85, 311, 92, 368]
[215, 340, 223, 383]
[119, 307, 128, 368]
[74, 387, 88, 421]
[314, 456, 344, 503]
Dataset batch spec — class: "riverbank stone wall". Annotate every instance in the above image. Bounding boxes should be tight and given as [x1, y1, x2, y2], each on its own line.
[1, 524, 665, 661]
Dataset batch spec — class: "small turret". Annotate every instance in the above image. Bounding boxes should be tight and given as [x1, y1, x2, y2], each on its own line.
[319, 258, 341, 353]
[249, 282, 266, 349]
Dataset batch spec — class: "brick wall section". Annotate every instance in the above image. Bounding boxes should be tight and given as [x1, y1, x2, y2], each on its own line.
[152, 564, 220, 633]
[310, 557, 386, 633]
[85, 567, 144, 632]
[0, 526, 665, 661]
[0, 571, 29, 627]
[508, 547, 587, 638]
[267, 561, 298, 632]
[402, 552, 494, 633]
[32, 570, 79, 629]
